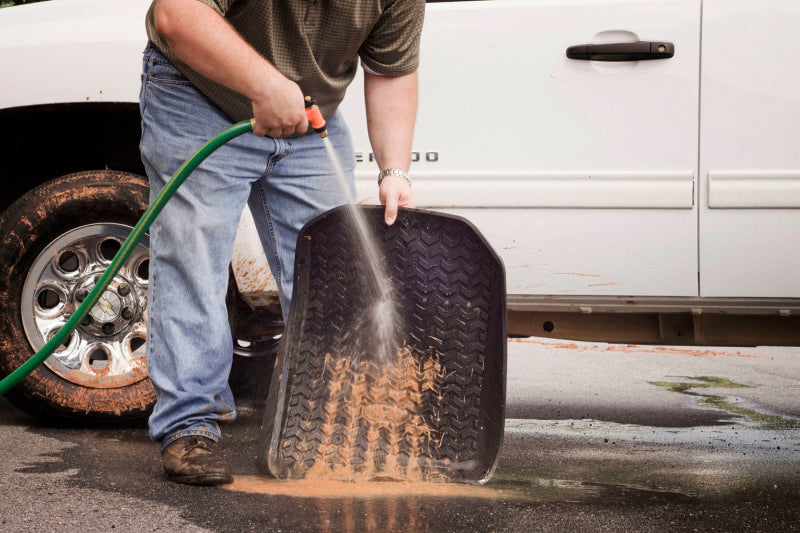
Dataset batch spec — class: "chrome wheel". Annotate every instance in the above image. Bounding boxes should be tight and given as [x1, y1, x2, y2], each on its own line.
[21, 223, 150, 388]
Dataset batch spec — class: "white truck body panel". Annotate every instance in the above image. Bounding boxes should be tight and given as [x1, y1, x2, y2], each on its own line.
[345, 0, 701, 296]
[0, 0, 148, 107]
[699, 0, 800, 297]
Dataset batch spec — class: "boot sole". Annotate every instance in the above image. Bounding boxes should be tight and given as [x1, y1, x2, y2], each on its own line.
[167, 472, 234, 486]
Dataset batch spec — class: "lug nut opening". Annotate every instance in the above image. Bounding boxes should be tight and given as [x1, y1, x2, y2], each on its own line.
[57, 251, 80, 273]
[129, 336, 146, 355]
[136, 259, 150, 281]
[101, 323, 115, 336]
[88, 347, 110, 369]
[99, 238, 122, 261]
[36, 288, 61, 310]
[47, 329, 74, 351]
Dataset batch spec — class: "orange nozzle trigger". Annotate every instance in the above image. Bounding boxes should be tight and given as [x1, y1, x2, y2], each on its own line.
[304, 96, 328, 136]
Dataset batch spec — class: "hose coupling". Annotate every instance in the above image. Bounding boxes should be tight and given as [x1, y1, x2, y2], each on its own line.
[304, 96, 328, 138]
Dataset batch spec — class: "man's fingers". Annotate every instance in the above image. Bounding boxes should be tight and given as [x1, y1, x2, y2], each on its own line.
[384, 195, 399, 226]
[379, 176, 413, 225]
[398, 186, 415, 209]
[254, 113, 307, 137]
[251, 119, 267, 137]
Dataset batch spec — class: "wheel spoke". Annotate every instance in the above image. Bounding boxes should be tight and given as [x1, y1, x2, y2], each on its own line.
[119, 246, 150, 293]
[42, 317, 83, 369]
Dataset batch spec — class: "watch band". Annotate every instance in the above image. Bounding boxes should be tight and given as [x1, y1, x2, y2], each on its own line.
[377, 168, 411, 186]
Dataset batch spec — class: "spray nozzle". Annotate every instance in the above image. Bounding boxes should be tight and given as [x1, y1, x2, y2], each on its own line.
[304, 96, 328, 138]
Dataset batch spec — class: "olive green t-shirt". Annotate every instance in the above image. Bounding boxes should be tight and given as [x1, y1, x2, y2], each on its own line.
[145, 0, 425, 122]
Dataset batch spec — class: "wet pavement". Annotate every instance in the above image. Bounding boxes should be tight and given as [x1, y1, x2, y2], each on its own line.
[1, 337, 799, 532]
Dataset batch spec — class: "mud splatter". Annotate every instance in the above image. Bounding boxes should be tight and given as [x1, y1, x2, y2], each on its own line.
[221, 476, 518, 499]
[509, 338, 770, 359]
[284, 346, 454, 481]
[231, 256, 276, 293]
[294, 347, 446, 482]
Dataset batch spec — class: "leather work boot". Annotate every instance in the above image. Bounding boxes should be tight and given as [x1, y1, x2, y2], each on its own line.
[161, 435, 233, 486]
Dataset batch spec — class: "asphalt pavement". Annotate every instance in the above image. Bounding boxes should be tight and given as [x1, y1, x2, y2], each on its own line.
[1, 337, 799, 532]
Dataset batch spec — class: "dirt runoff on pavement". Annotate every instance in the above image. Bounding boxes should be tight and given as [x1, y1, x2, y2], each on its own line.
[219, 476, 518, 499]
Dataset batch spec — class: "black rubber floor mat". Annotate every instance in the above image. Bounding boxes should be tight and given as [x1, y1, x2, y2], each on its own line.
[256, 206, 506, 483]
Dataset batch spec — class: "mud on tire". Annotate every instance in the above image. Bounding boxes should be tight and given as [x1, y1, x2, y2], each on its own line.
[0, 171, 156, 422]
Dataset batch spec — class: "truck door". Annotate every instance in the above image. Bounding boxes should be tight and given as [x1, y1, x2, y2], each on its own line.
[699, 0, 800, 298]
[342, 0, 702, 299]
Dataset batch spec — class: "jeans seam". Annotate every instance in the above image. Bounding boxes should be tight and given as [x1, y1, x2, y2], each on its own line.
[147, 79, 194, 86]
[258, 139, 294, 294]
[266, 139, 292, 171]
[255, 177, 282, 293]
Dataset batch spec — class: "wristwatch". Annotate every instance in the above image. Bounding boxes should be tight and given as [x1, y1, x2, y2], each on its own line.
[377, 168, 411, 186]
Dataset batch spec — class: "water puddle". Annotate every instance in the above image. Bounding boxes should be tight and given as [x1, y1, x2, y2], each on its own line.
[648, 376, 800, 429]
[221, 475, 519, 500]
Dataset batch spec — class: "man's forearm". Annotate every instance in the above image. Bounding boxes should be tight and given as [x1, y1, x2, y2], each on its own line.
[154, 0, 276, 104]
[153, 0, 306, 136]
[365, 70, 418, 224]
[364, 71, 419, 173]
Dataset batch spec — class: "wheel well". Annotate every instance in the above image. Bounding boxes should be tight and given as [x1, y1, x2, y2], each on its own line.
[0, 103, 146, 213]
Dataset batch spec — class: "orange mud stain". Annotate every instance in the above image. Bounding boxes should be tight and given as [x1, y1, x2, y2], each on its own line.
[294, 347, 446, 482]
[231, 257, 276, 292]
[221, 476, 517, 500]
[509, 338, 770, 359]
[553, 272, 603, 277]
[363, 403, 408, 425]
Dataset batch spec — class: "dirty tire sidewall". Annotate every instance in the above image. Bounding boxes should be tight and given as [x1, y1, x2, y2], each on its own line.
[0, 170, 156, 422]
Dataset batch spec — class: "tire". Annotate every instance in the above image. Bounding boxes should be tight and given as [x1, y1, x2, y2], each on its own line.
[226, 268, 282, 407]
[0, 170, 155, 423]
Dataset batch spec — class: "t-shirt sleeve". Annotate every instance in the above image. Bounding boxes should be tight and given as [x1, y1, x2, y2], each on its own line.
[193, 0, 236, 16]
[359, 0, 425, 76]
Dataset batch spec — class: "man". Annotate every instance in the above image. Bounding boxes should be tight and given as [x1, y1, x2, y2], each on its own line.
[139, 0, 424, 485]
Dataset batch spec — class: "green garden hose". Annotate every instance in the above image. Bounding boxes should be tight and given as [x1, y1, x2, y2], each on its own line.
[0, 119, 255, 395]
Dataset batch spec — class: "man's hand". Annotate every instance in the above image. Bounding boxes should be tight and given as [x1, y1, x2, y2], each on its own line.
[379, 176, 415, 226]
[250, 75, 308, 138]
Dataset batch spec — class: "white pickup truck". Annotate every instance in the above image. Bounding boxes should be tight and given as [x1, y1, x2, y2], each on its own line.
[1, 0, 799, 421]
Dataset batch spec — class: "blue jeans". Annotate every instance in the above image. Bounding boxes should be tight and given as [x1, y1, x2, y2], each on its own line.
[139, 45, 356, 448]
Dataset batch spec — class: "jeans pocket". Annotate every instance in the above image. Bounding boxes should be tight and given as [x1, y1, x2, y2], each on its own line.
[145, 49, 192, 86]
